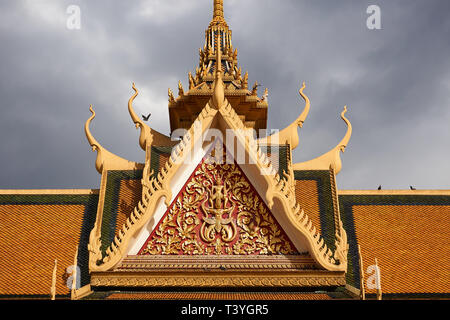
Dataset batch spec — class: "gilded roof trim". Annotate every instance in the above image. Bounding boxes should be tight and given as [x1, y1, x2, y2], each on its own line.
[257, 82, 311, 150]
[293, 107, 352, 174]
[85, 106, 142, 173]
[88, 103, 218, 271]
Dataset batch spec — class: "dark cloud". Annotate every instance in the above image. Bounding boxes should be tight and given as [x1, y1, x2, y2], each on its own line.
[0, 0, 449, 190]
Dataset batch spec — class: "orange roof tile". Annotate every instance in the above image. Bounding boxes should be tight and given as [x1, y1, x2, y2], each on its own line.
[295, 180, 321, 234]
[158, 153, 170, 172]
[114, 179, 142, 237]
[353, 205, 450, 294]
[0, 204, 86, 296]
[105, 292, 332, 300]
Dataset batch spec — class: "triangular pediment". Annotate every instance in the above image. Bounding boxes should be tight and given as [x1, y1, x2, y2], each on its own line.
[90, 99, 347, 274]
[137, 143, 299, 256]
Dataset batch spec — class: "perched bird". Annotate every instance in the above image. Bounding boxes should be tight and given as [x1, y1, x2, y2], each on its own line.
[410, 186, 416, 190]
[378, 185, 382, 190]
[142, 113, 151, 121]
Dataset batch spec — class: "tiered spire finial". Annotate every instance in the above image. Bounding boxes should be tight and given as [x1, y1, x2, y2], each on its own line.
[210, 0, 228, 27]
[212, 32, 225, 109]
[213, 0, 224, 20]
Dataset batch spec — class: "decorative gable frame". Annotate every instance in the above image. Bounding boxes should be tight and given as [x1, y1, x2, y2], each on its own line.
[87, 87, 349, 274]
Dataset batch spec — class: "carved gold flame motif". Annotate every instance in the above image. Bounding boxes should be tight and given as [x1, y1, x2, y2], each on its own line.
[138, 147, 297, 256]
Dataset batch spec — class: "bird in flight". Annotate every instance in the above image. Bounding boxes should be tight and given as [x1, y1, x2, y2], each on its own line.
[142, 113, 151, 121]
[410, 186, 416, 190]
[378, 185, 382, 190]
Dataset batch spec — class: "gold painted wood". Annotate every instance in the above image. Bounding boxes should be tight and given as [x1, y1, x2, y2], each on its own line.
[91, 272, 346, 288]
[293, 107, 352, 174]
[116, 255, 318, 271]
[87, 0, 349, 276]
[257, 82, 311, 150]
[50, 259, 57, 300]
[213, 0, 224, 19]
[128, 83, 178, 151]
[85, 106, 142, 173]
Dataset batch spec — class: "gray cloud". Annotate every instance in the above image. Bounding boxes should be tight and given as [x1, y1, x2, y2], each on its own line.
[0, 0, 449, 190]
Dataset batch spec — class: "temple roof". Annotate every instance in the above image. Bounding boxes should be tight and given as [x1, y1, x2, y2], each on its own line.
[168, 0, 269, 134]
[0, 191, 98, 298]
[339, 192, 450, 297]
[0, 0, 449, 301]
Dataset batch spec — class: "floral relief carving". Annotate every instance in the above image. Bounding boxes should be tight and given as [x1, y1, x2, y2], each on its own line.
[139, 149, 297, 256]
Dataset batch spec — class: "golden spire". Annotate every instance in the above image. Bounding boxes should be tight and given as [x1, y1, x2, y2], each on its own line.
[210, 0, 228, 27]
[212, 32, 225, 109]
[213, 0, 224, 20]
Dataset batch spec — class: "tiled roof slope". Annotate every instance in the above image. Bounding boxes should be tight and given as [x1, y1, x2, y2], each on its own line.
[340, 194, 450, 296]
[261, 144, 289, 177]
[100, 170, 143, 256]
[0, 193, 98, 298]
[103, 292, 333, 300]
[294, 170, 337, 251]
[150, 146, 173, 175]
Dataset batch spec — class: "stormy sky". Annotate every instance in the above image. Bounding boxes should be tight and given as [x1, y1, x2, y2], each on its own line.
[0, 0, 449, 190]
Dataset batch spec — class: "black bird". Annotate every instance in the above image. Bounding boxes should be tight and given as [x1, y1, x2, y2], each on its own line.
[378, 185, 382, 190]
[410, 186, 416, 190]
[142, 113, 151, 121]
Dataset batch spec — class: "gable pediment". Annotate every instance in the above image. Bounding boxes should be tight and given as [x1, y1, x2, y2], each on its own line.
[88, 98, 348, 275]
[136, 143, 299, 256]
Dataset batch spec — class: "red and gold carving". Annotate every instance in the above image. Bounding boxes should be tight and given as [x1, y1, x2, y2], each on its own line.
[138, 150, 297, 255]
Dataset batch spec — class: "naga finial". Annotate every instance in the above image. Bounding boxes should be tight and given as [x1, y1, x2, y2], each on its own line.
[262, 88, 269, 101]
[298, 82, 311, 128]
[178, 81, 184, 96]
[85, 105, 104, 173]
[168, 88, 175, 102]
[189, 72, 195, 89]
[85, 104, 138, 173]
[85, 105, 100, 152]
[257, 82, 311, 150]
[339, 106, 352, 153]
[128, 83, 152, 151]
[292, 106, 352, 174]
[242, 72, 248, 90]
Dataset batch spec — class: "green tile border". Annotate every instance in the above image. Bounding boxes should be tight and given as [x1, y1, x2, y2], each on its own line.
[0, 193, 99, 296]
[100, 170, 143, 256]
[339, 194, 450, 291]
[293, 170, 336, 251]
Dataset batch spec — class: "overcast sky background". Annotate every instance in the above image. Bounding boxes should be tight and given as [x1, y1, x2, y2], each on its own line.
[0, 0, 449, 190]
